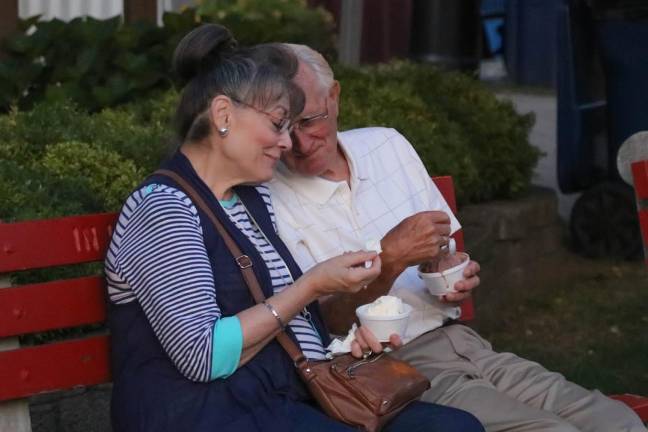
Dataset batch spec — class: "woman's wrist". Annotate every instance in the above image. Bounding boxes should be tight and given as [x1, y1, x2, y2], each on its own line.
[292, 275, 322, 303]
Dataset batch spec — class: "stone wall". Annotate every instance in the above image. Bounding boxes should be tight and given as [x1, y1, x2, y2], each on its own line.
[26, 187, 564, 431]
[30, 385, 111, 432]
[458, 186, 564, 320]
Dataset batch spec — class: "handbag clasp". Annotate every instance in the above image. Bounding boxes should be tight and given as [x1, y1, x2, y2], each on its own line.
[346, 352, 385, 378]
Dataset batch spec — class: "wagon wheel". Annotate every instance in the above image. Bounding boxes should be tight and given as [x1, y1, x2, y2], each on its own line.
[570, 181, 641, 260]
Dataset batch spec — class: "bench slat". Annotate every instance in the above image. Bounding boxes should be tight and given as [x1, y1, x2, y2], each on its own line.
[432, 176, 473, 321]
[610, 394, 648, 422]
[0, 213, 117, 273]
[632, 160, 648, 200]
[0, 276, 106, 338]
[0, 335, 111, 402]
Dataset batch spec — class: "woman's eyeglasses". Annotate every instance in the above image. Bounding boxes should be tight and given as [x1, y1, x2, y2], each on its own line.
[231, 98, 293, 134]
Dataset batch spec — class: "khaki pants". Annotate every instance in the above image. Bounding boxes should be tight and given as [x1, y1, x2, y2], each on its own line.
[392, 324, 646, 432]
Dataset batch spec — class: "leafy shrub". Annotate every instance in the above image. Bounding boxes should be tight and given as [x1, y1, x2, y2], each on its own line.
[40, 141, 144, 210]
[336, 62, 539, 203]
[0, 15, 175, 112]
[0, 61, 538, 221]
[0, 0, 335, 112]
[0, 96, 174, 221]
[196, 0, 336, 57]
[0, 159, 100, 221]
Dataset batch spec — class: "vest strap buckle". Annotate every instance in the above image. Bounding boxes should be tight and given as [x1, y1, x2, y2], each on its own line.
[236, 255, 253, 269]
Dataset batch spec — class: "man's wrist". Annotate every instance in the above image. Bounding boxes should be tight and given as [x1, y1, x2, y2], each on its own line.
[379, 251, 406, 281]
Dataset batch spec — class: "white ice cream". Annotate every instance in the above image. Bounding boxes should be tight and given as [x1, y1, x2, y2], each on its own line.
[364, 238, 383, 268]
[366, 295, 404, 317]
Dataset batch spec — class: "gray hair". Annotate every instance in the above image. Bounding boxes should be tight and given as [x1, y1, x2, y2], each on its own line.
[174, 25, 304, 142]
[283, 43, 334, 91]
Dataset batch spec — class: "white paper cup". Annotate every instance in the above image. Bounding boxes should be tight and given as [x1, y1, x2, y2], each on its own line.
[355, 302, 412, 342]
[417, 252, 470, 296]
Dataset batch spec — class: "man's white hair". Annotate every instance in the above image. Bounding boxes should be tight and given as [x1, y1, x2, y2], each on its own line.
[283, 43, 334, 91]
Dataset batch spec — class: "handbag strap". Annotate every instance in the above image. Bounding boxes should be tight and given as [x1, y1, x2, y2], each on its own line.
[154, 169, 307, 364]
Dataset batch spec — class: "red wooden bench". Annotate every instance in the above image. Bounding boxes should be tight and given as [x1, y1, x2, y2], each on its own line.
[632, 160, 648, 267]
[0, 177, 645, 430]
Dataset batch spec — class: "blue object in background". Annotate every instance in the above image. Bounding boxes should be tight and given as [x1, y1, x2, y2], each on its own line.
[481, 0, 506, 55]
[557, 0, 607, 193]
[558, 0, 648, 193]
[505, 0, 560, 87]
[481, 0, 506, 16]
[483, 17, 504, 54]
[597, 19, 648, 170]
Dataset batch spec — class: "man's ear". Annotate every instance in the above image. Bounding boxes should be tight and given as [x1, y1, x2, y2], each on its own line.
[209, 95, 232, 133]
[329, 80, 341, 102]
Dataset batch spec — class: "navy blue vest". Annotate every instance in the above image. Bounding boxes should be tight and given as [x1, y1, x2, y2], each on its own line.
[109, 152, 331, 432]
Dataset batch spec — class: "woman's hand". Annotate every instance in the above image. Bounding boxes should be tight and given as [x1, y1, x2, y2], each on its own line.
[350, 326, 403, 359]
[300, 250, 382, 297]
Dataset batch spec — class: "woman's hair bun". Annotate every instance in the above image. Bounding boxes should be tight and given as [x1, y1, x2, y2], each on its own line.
[173, 24, 238, 83]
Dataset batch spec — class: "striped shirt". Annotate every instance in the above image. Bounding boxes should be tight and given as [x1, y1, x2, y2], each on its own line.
[220, 193, 327, 360]
[105, 183, 325, 383]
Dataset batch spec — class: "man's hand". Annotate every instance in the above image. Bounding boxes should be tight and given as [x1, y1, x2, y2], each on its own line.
[380, 211, 451, 276]
[440, 260, 481, 303]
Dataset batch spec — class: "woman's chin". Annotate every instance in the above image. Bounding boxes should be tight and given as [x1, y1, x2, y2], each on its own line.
[242, 171, 274, 186]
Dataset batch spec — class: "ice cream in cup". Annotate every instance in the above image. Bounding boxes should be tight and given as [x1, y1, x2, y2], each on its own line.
[417, 251, 470, 296]
[355, 295, 412, 342]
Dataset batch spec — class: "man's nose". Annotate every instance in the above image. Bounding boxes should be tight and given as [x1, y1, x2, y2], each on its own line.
[290, 129, 311, 155]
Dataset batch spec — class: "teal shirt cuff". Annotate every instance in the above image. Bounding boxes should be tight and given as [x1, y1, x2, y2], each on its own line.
[210, 316, 243, 379]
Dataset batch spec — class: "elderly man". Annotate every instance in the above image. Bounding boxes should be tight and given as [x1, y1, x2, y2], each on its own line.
[267, 43, 646, 432]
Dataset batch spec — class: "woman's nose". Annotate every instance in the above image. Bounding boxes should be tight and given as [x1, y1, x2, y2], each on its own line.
[278, 129, 293, 152]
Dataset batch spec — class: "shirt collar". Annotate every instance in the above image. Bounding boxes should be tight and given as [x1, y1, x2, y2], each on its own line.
[339, 133, 370, 183]
[273, 132, 369, 205]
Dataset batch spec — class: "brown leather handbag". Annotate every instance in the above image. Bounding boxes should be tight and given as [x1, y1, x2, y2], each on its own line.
[287, 344, 431, 431]
[157, 170, 431, 432]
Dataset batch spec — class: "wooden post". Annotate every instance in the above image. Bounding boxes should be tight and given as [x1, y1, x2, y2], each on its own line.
[124, 0, 158, 24]
[338, 0, 363, 66]
[0, 0, 19, 58]
[0, 276, 31, 432]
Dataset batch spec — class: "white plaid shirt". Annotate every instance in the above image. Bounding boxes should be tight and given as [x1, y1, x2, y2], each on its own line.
[269, 127, 462, 342]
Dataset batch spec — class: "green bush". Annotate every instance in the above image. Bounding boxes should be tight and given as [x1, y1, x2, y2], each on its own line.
[0, 95, 175, 221]
[195, 0, 336, 58]
[336, 62, 539, 203]
[0, 159, 100, 221]
[40, 141, 144, 210]
[0, 61, 539, 222]
[0, 0, 335, 112]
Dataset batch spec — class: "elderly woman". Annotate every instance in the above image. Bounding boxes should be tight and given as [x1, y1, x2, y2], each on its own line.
[105, 24, 483, 432]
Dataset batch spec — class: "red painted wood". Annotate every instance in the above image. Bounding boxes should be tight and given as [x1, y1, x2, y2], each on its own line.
[432, 177, 465, 251]
[0, 212, 117, 273]
[432, 176, 474, 321]
[0, 0, 18, 58]
[123, 0, 157, 23]
[2, 184, 646, 418]
[610, 394, 648, 421]
[631, 160, 648, 200]
[639, 210, 648, 265]
[0, 335, 111, 402]
[0, 276, 106, 338]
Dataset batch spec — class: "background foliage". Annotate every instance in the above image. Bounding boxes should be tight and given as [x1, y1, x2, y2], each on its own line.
[0, 63, 538, 222]
[0, 0, 335, 112]
[0, 0, 539, 223]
